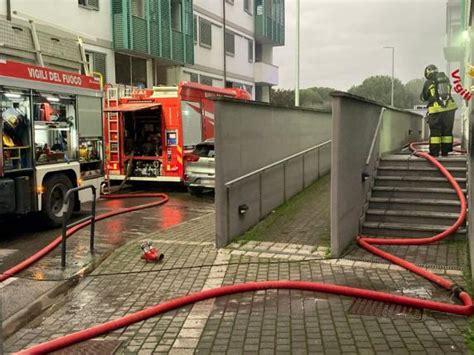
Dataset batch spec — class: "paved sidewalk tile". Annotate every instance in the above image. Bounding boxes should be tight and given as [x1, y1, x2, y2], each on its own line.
[4, 178, 471, 354]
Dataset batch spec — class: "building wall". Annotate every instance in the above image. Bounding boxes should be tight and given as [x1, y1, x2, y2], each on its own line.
[0, 0, 282, 98]
[214, 98, 331, 247]
[0, 0, 113, 42]
[191, 1, 256, 96]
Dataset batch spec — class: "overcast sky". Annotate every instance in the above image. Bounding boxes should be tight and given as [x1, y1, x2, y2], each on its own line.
[273, 0, 449, 91]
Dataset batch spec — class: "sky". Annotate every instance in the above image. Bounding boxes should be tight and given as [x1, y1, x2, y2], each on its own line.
[273, 0, 450, 91]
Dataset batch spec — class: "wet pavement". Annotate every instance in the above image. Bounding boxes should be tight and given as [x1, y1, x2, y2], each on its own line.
[4, 175, 469, 354]
[0, 187, 214, 276]
[0, 186, 214, 339]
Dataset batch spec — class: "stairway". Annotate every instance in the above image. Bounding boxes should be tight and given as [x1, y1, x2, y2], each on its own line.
[362, 154, 467, 240]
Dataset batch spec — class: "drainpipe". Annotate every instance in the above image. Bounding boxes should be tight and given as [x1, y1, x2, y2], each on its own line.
[223, 0, 227, 86]
[6, 0, 11, 21]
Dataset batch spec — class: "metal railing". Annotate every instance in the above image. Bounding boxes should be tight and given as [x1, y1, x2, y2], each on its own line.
[61, 185, 97, 268]
[365, 107, 385, 167]
[224, 139, 332, 238]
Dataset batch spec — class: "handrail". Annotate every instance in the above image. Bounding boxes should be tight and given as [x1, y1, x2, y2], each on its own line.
[225, 139, 332, 188]
[365, 107, 385, 166]
[61, 185, 97, 268]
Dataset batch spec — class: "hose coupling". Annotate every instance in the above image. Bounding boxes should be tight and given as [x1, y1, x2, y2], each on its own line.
[450, 284, 465, 297]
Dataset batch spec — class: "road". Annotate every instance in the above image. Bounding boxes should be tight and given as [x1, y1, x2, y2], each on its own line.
[0, 186, 214, 276]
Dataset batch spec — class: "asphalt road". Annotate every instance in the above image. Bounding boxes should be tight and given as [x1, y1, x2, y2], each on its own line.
[0, 185, 214, 275]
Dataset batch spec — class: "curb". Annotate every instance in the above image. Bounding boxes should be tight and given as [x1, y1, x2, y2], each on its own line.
[2, 248, 114, 340]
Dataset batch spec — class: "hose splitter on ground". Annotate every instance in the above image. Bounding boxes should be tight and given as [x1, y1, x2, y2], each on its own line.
[0, 192, 169, 283]
[14, 143, 474, 354]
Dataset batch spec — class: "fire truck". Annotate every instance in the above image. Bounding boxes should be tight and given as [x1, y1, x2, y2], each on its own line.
[104, 82, 250, 183]
[0, 60, 104, 226]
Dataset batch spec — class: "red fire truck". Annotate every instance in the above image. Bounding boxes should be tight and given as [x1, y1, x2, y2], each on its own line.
[103, 82, 250, 183]
[0, 60, 104, 226]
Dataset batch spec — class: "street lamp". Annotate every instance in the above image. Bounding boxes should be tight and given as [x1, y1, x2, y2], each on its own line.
[295, 0, 300, 106]
[383, 46, 395, 106]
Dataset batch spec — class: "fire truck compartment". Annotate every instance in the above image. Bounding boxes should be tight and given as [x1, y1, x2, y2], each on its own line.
[0, 178, 15, 213]
[120, 105, 163, 178]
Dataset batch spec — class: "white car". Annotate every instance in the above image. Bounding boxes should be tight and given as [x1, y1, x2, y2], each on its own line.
[184, 139, 215, 195]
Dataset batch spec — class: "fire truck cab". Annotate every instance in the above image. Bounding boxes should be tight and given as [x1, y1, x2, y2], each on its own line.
[0, 60, 104, 226]
[104, 82, 250, 183]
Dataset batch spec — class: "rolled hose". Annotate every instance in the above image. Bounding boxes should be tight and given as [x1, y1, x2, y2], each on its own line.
[0, 193, 169, 283]
[15, 142, 474, 354]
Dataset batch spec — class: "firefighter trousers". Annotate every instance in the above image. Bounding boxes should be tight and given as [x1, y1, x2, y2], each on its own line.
[427, 109, 455, 156]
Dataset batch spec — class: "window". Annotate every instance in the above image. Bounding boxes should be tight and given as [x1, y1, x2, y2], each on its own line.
[171, 0, 182, 31]
[189, 72, 199, 83]
[78, 0, 99, 10]
[244, 0, 252, 14]
[193, 15, 198, 43]
[131, 0, 145, 18]
[199, 18, 212, 48]
[82, 51, 107, 82]
[225, 31, 235, 56]
[115, 53, 147, 86]
[225, 0, 234, 4]
[255, 43, 262, 62]
[248, 39, 254, 62]
[200, 75, 213, 86]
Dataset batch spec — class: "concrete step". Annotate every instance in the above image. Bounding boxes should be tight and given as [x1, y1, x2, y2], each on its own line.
[374, 176, 467, 189]
[365, 209, 465, 226]
[377, 166, 467, 178]
[368, 197, 462, 213]
[380, 155, 466, 169]
[362, 221, 466, 239]
[371, 186, 466, 201]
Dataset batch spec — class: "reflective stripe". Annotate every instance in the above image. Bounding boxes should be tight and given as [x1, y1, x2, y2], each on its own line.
[429, 84, 436, 97]
[441, 136, 453, 143]
[430, 136, 441, 144]
[427, 100, 457, 113]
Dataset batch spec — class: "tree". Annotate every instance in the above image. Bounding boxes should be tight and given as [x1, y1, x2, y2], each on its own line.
[270, 87, 335, 110]
[348, 75, 427, 109]
[405, 78, 425, 107]
[348, 75, 414, 108]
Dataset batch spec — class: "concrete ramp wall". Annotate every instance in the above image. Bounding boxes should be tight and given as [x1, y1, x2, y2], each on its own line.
[214, 98, 332, 248]
[330, 92, 423, 257]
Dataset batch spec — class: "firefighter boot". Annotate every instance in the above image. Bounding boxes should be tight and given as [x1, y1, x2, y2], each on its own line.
[429, 136, 441, 157]
[441, 135, 453, 156]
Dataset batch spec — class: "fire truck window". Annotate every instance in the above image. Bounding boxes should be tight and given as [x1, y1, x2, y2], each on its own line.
[33, 93, 78, 164]
[0, 89, 32, 171]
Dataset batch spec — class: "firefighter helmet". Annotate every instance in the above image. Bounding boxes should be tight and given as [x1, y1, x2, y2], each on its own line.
[424, 64, 438, 79]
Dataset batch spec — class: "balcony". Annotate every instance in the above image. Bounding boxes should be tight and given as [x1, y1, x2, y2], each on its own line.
[112, 0, 194, 65]
[254, 61, 279, 86]
[255, 0, 285, 46]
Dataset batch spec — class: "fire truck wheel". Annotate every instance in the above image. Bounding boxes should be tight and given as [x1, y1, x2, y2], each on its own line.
[187, 186, 203, 196]
[41, 174, 75, 227]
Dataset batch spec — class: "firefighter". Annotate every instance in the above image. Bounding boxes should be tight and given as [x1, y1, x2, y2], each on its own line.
[420, 64, 457, 157]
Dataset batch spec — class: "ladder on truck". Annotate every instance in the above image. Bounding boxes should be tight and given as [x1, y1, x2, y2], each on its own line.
[104, 87, 120, 191]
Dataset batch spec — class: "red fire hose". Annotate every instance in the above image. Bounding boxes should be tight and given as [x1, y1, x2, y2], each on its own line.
[14, 143, 474, 354]
[0, 193, 169, 283]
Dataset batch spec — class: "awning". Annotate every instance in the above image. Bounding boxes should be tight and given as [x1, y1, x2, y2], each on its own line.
[104, 103, 161, 112]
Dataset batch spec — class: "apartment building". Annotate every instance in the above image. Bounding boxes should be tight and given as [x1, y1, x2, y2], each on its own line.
[0, 0, 284, 102]
[443, 0, 474, 143]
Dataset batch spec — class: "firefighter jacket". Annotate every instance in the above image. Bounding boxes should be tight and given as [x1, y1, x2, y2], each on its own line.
[420, 74, 457, 114]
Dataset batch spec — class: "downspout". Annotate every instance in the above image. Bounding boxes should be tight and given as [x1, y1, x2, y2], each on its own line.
[223, 0, 227, 86]
[6, 0, 11, 21]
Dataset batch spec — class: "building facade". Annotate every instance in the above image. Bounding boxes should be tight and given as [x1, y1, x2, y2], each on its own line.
[444, 0, 474, 144]
[0, 0, 285, 102]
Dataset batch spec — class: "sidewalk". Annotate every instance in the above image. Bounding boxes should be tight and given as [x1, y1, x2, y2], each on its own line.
[5, 175, 469, 354]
